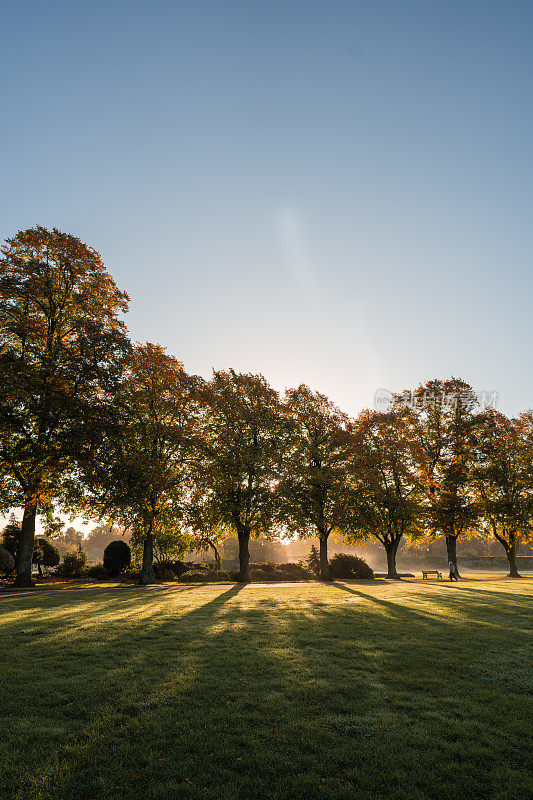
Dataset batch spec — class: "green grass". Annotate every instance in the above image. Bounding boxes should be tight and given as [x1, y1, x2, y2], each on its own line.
[1, 580, 531, 800]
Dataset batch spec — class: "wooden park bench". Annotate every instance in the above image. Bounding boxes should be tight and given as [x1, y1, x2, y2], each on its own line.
[422, 570, 442, 580]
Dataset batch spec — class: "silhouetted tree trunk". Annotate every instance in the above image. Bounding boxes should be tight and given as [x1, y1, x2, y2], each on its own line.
[493, 530, 521, 578]
[446, 534, 460, 577]
[141, 528, 155, 585]
[14, 499, 37, 587]
[209, 540, 221, 569]
[505, 545, 521, 578]
[384, 537, 401, 579]
[237, 527, 250, 582]
[319, 534, 330, 581]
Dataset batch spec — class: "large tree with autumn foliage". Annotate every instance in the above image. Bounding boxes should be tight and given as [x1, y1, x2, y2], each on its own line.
[194, 370, 287, 582]
[77, 343, 199, 584]
[277, 385, 350, 581]
[0, 227, 129, 586]
[344, 408, 423, 579]
[474, 409, 533, 577]
[402, 378, 482, 576]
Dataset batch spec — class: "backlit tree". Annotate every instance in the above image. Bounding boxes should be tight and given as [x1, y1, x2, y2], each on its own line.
[0, 227, 129, 585]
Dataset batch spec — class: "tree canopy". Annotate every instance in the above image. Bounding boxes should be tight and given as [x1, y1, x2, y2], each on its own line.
[195, 370, 287, 582]
[1, 227, 531, 585]
[0, 227, 129, 585]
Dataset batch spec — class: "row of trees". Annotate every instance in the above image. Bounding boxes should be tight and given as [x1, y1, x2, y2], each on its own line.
[1, 227, 532, 586]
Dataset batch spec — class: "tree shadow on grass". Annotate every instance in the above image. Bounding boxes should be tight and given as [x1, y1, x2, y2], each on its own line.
[2, 583, 531, 800]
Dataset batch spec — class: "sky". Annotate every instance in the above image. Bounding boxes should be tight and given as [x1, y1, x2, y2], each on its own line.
[1, 0, 532, 419]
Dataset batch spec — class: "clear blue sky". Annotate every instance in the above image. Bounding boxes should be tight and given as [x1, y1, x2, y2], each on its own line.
[1, 0, 531, 417]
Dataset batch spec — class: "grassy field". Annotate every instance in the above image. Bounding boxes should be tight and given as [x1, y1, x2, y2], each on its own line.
[1, 579, 531, 800]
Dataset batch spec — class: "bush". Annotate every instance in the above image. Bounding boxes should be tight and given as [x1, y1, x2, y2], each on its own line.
[33, 538, 60, 574]
[60, 549, 88, 578]
[117, 565, 142, 582]
[375, 572, 414, 579]
[103, 540, 131, 577]
[180, 569, 238, 583]
[85, 563, 109, 579]
[250, 562, 314, 581]
[155, 567, 178, 581]
[329, 553, 374, 580]
[162, 559, 189, 578]
[0, 545, 15, 575]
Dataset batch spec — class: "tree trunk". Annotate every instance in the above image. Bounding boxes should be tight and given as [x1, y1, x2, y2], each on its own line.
[384, 538, 401, 579]
[445, 534, 460, 578]
[505, 544, 521, 578]
[210, 541, 221, 570]
[14, 500, 37, 587]
[319, 535, 330, 581]
[237, 528, 250, 582]
[140, 530, 156, 585]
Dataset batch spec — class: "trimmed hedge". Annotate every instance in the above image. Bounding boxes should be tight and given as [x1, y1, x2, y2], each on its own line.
[250, 562, 314, 581]
[103, 540, 131, 577]
[329, 553, 374, 580]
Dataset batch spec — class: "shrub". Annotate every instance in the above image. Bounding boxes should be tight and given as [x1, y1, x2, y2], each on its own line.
[60, 548, 88, 577]
[250, 562, 313, 581]
[0, 545, 15, 575]
[329, 553, 374, 580]
[155, 567, 178, 581]
[85, 563, 109, 579]
[154, 562, 182, 580]
[180, 569, 238, 583]
[33, 538, 60, 575]
[168, 559, 189, 578]
[183, 561, 211, 572]
[103, 540, 131, 577]
[117, 565, 142, 582]
[375, 572, 414, 579]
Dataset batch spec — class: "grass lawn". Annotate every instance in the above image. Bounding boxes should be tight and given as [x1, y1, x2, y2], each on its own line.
[1, 580, 531, 800]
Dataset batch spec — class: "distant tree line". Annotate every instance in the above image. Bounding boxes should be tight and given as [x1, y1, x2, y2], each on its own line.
[1, 227, 532, 586]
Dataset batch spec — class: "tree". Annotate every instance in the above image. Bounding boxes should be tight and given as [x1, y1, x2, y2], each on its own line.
[0, 227, 130, 586]
[344, 409, 423, 579]
[278, 385, 350, 581]
[474, 410, 533, 577]
[60, 547, 88, 577]
[32, 538, 60, 577]
[402, 379, 481, 576]
[195, 370, 287, 582]
[150, 520, 191, 571]
[80, 343, 199, 584]
[103, 540, 131, 577]
[0, 545, 15, 575]
[307, 543, 320, 576]
[2, 514, 21, 560]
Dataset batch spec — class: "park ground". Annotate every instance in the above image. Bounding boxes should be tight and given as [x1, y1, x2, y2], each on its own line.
[0, 578, 531, 800]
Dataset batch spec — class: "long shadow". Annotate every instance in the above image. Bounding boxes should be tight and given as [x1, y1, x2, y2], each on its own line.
[2, 582, 531, 800]
[2, 582, 250, 799]
[330, 582, 450, 628]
